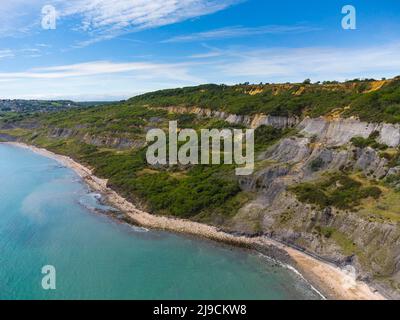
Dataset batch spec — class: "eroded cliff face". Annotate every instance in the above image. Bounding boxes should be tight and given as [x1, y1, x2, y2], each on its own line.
[49, 128, 143, 149]
[257, 191, 400, 290]
[299, 117, 400, 147]
[226, 118, 400, 296]
[154, 105, 400, 147]
[152, 106, 299, 129]
[82, 133, 143, 149]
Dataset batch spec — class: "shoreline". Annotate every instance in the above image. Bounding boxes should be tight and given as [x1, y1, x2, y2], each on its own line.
[2, 141, 386, 300]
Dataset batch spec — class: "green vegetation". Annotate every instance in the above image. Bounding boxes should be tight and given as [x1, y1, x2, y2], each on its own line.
[40, 104, 168, 136]
[126, 78, 400, 123]
[0, 111, 27, 123]
[387, 150, 400, 167]
[23, 133, 244, 218]
[309, 158, 325, 172]
[343, 79, 400, 122]
[291, 173, 382, 210]
[128, 83, 359, 117]
[278, 210, 294, 225]
[330, 230, 360, 256]
[385, 174, 400, 192]
[358, 185, 400, 222]
[196, 192, 254, 224]
[0, 99, 82, 114]
[254, 125, 293, 151]
[130, 165, 240, 217]
[350, 131, 388, 150]
[314, 226, 335, 238]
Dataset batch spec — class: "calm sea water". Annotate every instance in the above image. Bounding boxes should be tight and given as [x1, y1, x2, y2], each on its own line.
[0, 144, 321, 300]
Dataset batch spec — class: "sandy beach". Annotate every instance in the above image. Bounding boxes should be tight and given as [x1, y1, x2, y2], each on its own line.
[3, 141, 386, 300]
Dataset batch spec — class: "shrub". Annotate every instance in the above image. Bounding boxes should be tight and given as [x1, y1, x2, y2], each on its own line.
[321, 227, 335, 238]
[290, 173, 383, 210]
[351, 131, 388, 150]
[310, 158, 324, 172]
[254, 125, 292, 151]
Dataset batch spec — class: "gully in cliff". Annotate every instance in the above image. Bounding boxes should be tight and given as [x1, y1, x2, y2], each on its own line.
[146, 121, 255, 175]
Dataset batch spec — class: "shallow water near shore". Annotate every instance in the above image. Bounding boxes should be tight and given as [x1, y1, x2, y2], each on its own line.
[0, 144, 321, 300]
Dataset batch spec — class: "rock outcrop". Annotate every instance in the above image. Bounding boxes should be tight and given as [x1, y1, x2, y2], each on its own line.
[82, 133, 143, 149]
[299, 117, 400, 147]
[154, 106, 400, 148]
[49, 128, 143, 149]
[229, 121, 400, 295]
[152, 106, 299, 129]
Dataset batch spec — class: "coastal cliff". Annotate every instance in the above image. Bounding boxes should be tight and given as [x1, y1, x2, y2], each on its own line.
[232, 127, 400, 296]
[2, 78, 400, 298]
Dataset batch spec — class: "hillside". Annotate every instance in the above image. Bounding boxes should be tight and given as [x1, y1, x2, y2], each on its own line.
[129, 77, 400, 123]
[1, 77, 400, 297]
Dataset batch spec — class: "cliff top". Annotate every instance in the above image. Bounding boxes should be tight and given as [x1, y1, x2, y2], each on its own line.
[128, 77, 400, 123]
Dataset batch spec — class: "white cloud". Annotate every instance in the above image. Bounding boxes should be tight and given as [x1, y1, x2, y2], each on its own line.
[0, 60, 204, 100]
[2, 43, 400, 100]
[163, 25, 319, 43]
[0, 0, 241, 44]
[58, 0, 241, 45]
[189, 51, 223, 59]
[0, 49, 15, 59]
[212, 43, 400, 82]
[0, 60, 200, 82]
[0, 46, 49, 60]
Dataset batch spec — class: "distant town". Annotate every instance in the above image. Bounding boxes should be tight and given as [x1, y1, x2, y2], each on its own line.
[0, 99, 80, 113]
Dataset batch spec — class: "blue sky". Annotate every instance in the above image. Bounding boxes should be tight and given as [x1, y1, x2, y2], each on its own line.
[0, 0, 400, 101]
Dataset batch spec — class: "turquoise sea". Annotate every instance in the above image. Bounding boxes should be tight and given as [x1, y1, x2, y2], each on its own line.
[0, 144, 321, 300]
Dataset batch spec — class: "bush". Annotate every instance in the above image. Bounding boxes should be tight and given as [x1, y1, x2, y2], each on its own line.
[315, 226, 335, 238]
[254, 125, 291, 151]
[128, 165, 241, 217]
[309, 158, 324, 172]
[290, 173, 383, 210]
[351, 131, 388, 150]
[361, 186, 382, 199]
[291, 183, 330, 208]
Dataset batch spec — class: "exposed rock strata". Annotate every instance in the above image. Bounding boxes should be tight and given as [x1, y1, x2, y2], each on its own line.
[152, 106, 299, 129]
[299, 117, 400, 147]
[230, 128, 400, 296]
